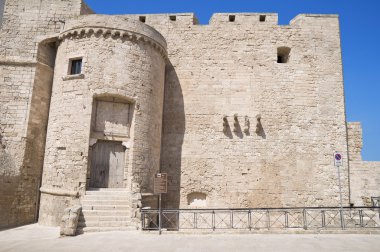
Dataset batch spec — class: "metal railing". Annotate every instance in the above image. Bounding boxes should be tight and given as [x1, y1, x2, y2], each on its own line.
[141, 207, 380, 231]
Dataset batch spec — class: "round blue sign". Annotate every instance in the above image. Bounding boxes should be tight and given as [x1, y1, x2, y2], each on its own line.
[335, 153, 342, 161]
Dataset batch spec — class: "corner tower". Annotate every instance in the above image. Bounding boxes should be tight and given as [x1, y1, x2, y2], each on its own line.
[38, 15, 167, 225]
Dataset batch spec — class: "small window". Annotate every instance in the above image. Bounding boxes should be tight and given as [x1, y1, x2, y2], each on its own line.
[260, 15, 266, 22]
[69, 58, 82, 75]
[139, 16, 146, 23]
[229, 15, 235, 22]
[277, 47, 291, 64]
[169, 15, 176, 21]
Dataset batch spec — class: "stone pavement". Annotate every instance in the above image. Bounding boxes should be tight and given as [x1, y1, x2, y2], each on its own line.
[0, 224, 379, 252]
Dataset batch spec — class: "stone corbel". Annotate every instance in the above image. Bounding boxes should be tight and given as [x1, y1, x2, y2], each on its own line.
[255, 114, 263, 135]
[223, 115, 229, 133]
[89, 138, 97, 147]
[244, 116, 250, 134]
[233, 114, 239, 132]
[122, 141, 131, 149]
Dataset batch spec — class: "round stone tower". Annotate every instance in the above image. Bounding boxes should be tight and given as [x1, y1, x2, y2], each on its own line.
[38, 15, 167, 225]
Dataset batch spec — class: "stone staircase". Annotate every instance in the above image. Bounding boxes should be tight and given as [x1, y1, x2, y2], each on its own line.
[77, 188, 137, 234]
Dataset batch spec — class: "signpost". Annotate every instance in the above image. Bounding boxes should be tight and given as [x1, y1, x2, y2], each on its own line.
[154, 173, 167, 235]
[334, 151, 344, 229]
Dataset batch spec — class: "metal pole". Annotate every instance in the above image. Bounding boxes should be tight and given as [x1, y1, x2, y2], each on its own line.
[159, 193, 162, 235]
[336, 164, 345, 229]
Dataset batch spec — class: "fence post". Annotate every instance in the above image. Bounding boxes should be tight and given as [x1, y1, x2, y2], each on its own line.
[266, 210, 270, 230]
[322, 210, 326, 228]
[231, 210, 233, 229]
[359, 209, 364, 228]
[141, 211, 144, 229]
[285, 211, 288, 228]
[303, 209, 307, 230]
[177, 210, 180, 230]
[212, 210, 215, 231]
[340, 209, 345, 230]
[248, 210, 252, 231]
[194, 212, 197, 229]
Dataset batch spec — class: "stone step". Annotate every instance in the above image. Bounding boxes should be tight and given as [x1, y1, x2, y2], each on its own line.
[76, 226, 137, 234]
[82, 205, 130, 211]
[81, 199, 131, 206]
[79, 215, 131, 222]
[87, 188, 129, 191]
[79, 189, 136, 233]
[82, 195, 131, 201]
[81, 210, 131, 216]
[85, 190, 130, 196]
[78, 220, 132, 228]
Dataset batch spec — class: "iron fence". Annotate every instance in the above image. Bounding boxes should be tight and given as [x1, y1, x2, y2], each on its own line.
[141, 207, 380, 231]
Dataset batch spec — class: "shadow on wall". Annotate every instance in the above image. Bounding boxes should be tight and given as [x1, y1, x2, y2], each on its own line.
[160, 62, 185, 209]
[0, 42, 54, 229]
[0, 132, 45, 229]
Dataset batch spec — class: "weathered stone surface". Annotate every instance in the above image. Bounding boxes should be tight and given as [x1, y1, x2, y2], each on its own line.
[0, 1, 378, 232]
[60, 205, 82, 236]
[0, 0, 90, 230]
[347, 122, 380, 206]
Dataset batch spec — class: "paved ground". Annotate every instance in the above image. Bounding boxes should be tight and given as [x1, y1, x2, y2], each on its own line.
[0, 224, 379, 252]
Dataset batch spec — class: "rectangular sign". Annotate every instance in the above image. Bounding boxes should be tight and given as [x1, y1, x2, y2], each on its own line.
[154, 173, 168, 194]
[334, 152, 343, 166]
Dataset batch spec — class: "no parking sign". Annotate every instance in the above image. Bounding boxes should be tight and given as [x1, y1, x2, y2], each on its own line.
[334, 152, 343, 166]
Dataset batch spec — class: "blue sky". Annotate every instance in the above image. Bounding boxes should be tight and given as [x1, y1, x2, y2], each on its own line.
[85, 0, 380, 161]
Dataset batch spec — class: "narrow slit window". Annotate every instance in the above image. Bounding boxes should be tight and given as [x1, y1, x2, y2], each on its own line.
[139, 16, 146, 23]
[277, 47, 291, 64]
[69, 58, 82, 75]
[260, 15, 266, 22]
[169, 15, 176, 21]
[229, 15, 235, 22]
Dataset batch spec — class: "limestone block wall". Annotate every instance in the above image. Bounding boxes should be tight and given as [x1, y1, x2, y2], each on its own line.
[38, 15, 166, 225]
[347, 122, 380, 206]
[350, 161, 380, 206]
[123, 13, 350, 208]
[0, 0, 5, 26]
[0, 0, 89, 229]
[347, 122, 363, 161]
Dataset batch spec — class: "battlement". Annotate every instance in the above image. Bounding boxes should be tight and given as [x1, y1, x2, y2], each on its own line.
[101, 12, 339, 28]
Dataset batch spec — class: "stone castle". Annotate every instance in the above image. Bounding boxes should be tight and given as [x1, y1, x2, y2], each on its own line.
[0, 0, 379, 232]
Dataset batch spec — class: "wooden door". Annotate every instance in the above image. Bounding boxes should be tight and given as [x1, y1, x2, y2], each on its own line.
[90, 141, 125, 188]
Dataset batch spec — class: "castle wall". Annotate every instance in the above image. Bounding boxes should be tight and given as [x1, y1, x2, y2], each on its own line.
[122, 13, 350, 208]
[38, 15, 166, 225]
[0, 0, 5, 26]
[350, 161, 380, 206]
[0, 0, 86, 229]
[347, 122, 380, 206]
[347, 122, 363, 161]
[1, 2, 377, 229]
